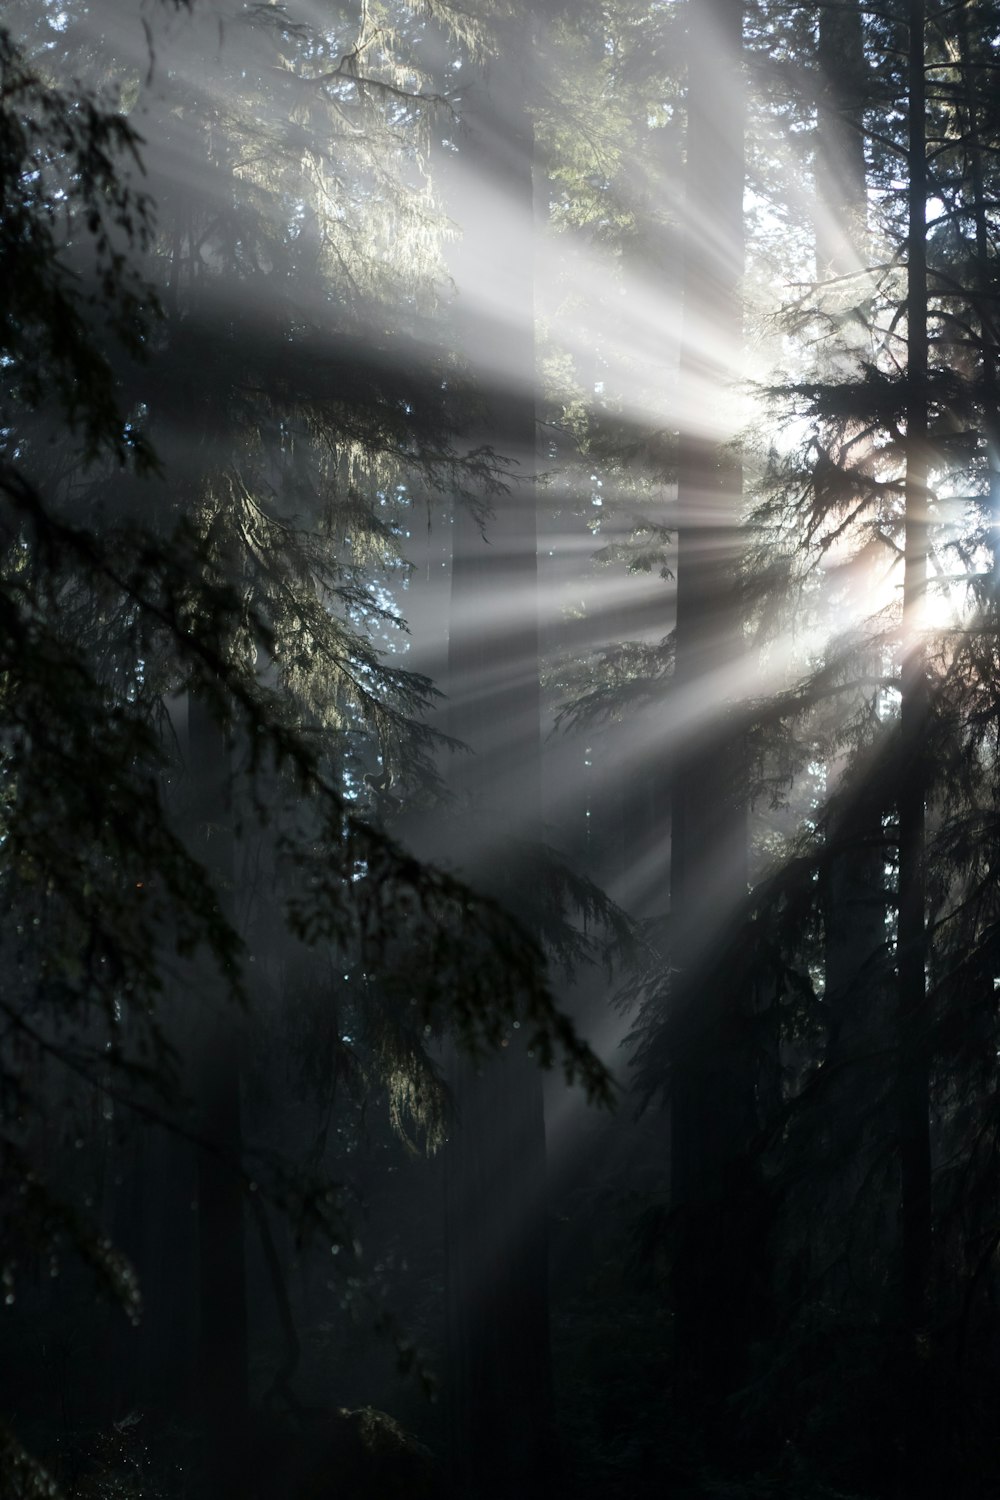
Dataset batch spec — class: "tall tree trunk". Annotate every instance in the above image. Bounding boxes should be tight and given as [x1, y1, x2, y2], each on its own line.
[443, 11, 555, 1497]
[669, 0, 757, 1413]
[899, 0, 931, 1335]
[956, 0, 1000, 586]
[815, 0, 868, 282]
[189, 693, 250, 1498]
[897, 0, 932, 1487]
[816, 0, 891, 1286]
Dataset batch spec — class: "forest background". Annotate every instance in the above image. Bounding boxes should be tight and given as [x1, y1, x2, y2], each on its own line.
[3, 0, 1000, 1496]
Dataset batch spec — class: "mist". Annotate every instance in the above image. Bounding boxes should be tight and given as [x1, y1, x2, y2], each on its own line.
[3, 2, 1000, 1498]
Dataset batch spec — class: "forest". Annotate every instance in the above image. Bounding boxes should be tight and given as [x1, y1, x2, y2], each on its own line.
[3, 0, 1000, 1495]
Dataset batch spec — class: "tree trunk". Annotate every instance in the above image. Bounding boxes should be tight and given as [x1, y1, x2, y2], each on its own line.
[442, 11, 555, 1497]
[815, 0, 868, 281]
[189, 693, 250, 1498]
[899, 0, 931, 1337]
[669, 0, 757, 1413]
[897, 1, 932, 1487]
[816, 0, 892, 1292]
[955, 0, 1000, 586]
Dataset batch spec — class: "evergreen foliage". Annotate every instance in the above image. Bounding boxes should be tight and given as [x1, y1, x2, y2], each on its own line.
[10, 0, 1000, 1496]
[0, 8, 610, 1491]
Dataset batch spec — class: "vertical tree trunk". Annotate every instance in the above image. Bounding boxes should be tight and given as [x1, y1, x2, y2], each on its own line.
[669, 0, 756, 1411]
[899, 0, 931, 1338]
[955, 0, 1000, 585]
[816, 0, 891, 1266]
[896, 2, 933, 1489]
[444, 1048, 552, 1500]
[443, 10, 555, 1497]
[815, 1, 868, 281]
[189, 693, 250, 1498]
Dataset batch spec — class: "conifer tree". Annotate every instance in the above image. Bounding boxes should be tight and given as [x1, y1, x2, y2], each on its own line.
[0, 7, 612, 1489]
[666, 0, 759, 1414]
[440, 8, 555, 1495]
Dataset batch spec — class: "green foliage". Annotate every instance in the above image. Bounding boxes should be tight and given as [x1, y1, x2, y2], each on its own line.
[0, 22, 157, 470]
[553, 632, 674, 729]
[14, 1, 1000, 1495]
[0, 0, 611, 1413]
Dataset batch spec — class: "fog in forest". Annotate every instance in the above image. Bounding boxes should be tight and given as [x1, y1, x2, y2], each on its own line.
[3, 1, 1000, 1497]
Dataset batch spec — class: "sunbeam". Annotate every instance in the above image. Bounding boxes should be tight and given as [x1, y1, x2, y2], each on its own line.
[6, 1, 1000, 1496]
